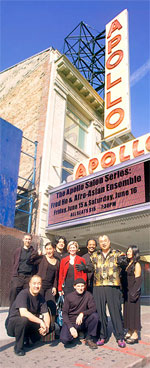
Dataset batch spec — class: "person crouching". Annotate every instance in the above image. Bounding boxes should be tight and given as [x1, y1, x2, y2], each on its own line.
[5, 275, 50, 356]
[60, 278, 98, 349]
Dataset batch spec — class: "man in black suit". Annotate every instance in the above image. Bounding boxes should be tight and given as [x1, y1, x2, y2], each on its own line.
[82, 239, 97, 292]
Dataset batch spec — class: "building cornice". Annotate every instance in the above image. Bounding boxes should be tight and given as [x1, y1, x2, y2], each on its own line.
[55, 54, 104, 115]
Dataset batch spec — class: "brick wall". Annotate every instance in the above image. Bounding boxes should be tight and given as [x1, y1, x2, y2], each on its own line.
[0, 50, 51, 191]
[0, 50, 52, 234]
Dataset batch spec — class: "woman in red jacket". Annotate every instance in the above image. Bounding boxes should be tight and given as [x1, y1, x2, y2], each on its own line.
[58, 241, 87, 296]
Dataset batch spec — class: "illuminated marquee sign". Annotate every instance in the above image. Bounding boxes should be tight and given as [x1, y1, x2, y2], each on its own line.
[48, 161, 149, 227]
[104, 9, 131, 139]
[73, 133, 150, 180]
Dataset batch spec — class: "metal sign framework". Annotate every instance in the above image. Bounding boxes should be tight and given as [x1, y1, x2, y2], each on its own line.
[63, 21, 105, 97]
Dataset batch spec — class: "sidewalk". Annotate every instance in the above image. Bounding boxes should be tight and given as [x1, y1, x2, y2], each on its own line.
[0, 305, 150, 368]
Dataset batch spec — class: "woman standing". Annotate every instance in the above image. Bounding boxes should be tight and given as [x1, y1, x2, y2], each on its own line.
[58, 241, 87, 296]
[38, 242, 59, 321]
[123, 245, 142, 344]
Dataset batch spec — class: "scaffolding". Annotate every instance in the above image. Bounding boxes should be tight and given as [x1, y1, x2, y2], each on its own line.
[63, 21, 105, 98]
[15, 137, 38, 233]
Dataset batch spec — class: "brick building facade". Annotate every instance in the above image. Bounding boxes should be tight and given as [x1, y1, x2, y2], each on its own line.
[0, 47, 104, 242]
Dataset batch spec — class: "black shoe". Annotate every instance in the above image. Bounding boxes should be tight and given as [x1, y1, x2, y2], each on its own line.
[14, 346, 25, 356]
[64, 341, 72, 348]
[85, 339, 98, 350]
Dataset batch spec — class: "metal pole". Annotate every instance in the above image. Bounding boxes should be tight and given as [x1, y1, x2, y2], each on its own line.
[27, 141, 38, 233]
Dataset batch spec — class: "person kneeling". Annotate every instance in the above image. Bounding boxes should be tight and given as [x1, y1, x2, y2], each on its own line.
[60, 278, 98, 349]
[5, 275, 50, 356]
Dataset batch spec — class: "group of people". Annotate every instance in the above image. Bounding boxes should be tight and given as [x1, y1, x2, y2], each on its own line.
[5, 233, 142, 356]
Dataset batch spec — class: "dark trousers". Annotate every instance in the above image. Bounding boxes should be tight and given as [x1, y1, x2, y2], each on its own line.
[9, 275, 31, 306]
[6, 316, 41, 351]
[60, 312, 99, 344]
[93, 286, 124, 341]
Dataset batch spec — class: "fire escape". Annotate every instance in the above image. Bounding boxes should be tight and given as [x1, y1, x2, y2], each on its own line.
[15, 137, 38, 233]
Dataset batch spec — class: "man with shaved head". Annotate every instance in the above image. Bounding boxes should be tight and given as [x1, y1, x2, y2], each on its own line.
[6, 275, 50, 356]
[91, 235, 126, 348]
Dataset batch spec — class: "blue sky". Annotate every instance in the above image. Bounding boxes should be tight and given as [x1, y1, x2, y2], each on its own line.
[1, 0, 150, 138]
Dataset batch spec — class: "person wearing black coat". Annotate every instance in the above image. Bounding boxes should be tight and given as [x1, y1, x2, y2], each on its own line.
[9, 234, 40, 306]
[82, 239, 97, 292]
[123, 245, 142, 344]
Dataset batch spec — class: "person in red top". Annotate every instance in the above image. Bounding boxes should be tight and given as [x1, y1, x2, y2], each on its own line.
[58, 241, 87, 296]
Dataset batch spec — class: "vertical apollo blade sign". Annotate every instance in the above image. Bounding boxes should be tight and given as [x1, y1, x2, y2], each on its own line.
[104, 9, 131, 140]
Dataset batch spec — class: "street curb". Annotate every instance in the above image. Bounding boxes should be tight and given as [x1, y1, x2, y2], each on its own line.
[128, 355, 150, 368]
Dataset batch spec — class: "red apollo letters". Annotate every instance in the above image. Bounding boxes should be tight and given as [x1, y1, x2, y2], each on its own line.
[105, 17, 124, 130]
[74, 135, 150, 179]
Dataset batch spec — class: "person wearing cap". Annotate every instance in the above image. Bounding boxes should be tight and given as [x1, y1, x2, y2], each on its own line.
[60, 278, 99, 349]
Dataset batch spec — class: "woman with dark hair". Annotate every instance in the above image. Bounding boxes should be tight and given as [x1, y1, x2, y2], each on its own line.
[54, 236, 68, 261]
[123, 245, 142, 344]
[38, 242, 59, 323]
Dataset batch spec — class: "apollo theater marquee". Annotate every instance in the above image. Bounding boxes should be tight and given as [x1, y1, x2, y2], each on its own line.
[46, 10, 150, 255]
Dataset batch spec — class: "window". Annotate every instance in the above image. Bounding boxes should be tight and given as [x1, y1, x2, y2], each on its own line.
[64, 109, 88, 152]
[62, 160, 74, 183]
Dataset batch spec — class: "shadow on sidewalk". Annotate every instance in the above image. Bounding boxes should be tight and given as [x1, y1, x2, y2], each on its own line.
[0, 341, 14, 352]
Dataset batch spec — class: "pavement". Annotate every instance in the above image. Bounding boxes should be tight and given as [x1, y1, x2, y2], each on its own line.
[0, 305, 150, 368]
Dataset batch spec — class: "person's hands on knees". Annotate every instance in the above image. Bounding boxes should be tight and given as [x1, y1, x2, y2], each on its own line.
[76, 313, 83, 325]
[70, 327, 78, 338]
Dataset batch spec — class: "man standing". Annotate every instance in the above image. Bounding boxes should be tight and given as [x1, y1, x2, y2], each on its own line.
[54, 236, 68, 261]
[6, 275, 50, 356]
[76, 235, 126, 348]
[10, 233, 40, 306]
[82, 239, 97, 292]
[91, 235, 126, 348]
[60, 278, 98, 349]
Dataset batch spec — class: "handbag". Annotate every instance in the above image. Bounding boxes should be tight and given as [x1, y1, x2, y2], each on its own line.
[40, 306, 55, 342]
[41, 330, 55, 342]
